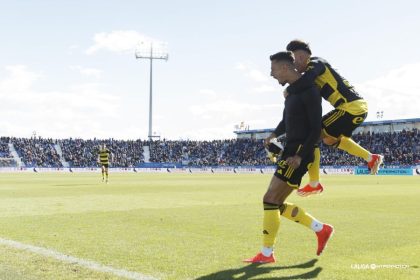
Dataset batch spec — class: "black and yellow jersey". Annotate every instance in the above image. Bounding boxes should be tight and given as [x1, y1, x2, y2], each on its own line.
[274, 84, 322, 160]
[286, 57, 368, 115]
[98, 148, 111, 164]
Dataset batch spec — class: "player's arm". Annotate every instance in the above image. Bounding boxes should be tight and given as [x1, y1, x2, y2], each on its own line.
[286, 60, 326, 95]
[296, 86, 322, 159]
[265, 110, 286, 147]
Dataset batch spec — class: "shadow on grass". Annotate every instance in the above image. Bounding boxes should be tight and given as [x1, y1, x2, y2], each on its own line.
[195, 259, 322, 280]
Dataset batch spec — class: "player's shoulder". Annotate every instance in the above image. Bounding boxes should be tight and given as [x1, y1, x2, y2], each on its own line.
[310, 56, 332, 67]
[300, 85, 321, 101]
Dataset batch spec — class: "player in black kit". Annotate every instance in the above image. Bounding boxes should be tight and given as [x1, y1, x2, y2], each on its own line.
[244, 51, 333, 263]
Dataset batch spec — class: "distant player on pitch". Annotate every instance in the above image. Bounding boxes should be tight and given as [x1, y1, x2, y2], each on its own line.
[98, 143, 112, 183]
[244, 51, 333, 264]
[284, 40, 384, 197]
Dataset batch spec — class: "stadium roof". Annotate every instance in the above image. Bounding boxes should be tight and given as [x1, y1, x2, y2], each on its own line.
[234, 117, 420, 135]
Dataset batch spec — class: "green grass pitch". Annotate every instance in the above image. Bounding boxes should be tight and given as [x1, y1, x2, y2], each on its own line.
[0, 172, 419, 279]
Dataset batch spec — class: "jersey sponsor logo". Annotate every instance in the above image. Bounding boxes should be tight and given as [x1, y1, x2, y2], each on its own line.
[352, 116, 364, 124]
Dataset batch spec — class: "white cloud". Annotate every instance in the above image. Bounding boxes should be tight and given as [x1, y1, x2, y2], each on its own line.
[236, 62, 269, 82]
[247, 69, 269, 82]
[85, 30, 159, 55]
[184, 98, 283, 139]
[67, 44, 80, 55]
[355, 63, 420, 121]
[254, 84, 277, 93]
[235, 63, 247, 71]
[0, 65, 43, 93]
[236, 62, 278, 95]
[189, 100, 260, 118]
[69, 65, 102, 78]
[198, 89, 217, 97]
[164, 124, 238, 140]
[0, 65, 121, 139]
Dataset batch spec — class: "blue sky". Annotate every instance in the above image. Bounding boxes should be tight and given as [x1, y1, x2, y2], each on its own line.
[1, 0, 419, 140]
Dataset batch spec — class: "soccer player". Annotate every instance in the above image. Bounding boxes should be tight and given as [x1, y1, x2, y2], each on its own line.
[285, 40, 384, 197]
[98, 143, 112, 183]
[244, 51, 334, 263]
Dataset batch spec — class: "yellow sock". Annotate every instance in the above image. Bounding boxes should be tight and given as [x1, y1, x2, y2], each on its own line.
[307, 147, 320, 186]
[279, 202, 323, 232]
[263, 203, 281, 247]
[337, 136, 370, 161]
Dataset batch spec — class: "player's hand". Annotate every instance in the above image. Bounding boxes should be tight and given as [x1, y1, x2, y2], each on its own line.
[283, 89, 289, 98]
[264, 133, 277, 148]
[286, 155, 302, 169]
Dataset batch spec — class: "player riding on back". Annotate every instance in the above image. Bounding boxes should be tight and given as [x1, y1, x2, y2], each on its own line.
[285, 40, 384, 196]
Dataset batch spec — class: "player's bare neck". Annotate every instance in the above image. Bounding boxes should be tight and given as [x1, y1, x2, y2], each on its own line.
[288, 71, 302, 85]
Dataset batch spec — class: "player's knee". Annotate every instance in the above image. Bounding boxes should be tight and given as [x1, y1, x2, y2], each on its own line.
[263, 191, 280, 205]
[263, 193, 274, 204]
[323, 137, 338, 146]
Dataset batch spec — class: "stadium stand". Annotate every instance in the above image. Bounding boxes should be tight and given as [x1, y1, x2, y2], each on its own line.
[0, 137, 16, 167]
[59, 139, 145, 168]
[0, 128, 418, 168]
[0, 137, 12, 158]
[11, 137, 62, 168]
[319, 129, 419, 166]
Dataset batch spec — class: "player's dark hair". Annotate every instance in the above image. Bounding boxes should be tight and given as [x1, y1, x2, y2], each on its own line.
[286, 40, 312, 55]
[269, 51, 294, 65]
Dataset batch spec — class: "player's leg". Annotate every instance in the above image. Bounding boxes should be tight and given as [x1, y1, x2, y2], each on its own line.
[244, 175, 294, 263]
[105, 165, 109, 183]
[282, 152, 334, 255]
[298, 109, 344, 196]
[279, 202, 334, 255]
[245, 146, 333, 262]
[279, 202, 323, 231]
[323, 110, 383, 174]
[101, 165, 105, 182]
[336, 136, 383, 174]
[297, 146, 323, 196]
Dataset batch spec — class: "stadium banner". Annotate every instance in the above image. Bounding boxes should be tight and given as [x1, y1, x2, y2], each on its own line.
[321, 167, 354, 175]
[355, 167, 413, 176]
[137, 167, 277, 174]
[0, 166, 417, 175]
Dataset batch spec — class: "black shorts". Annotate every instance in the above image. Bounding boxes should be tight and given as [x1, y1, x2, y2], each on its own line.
[322, 109, 367, 138]
[273, 144, 314, 188]
[101, 164, 109, 168]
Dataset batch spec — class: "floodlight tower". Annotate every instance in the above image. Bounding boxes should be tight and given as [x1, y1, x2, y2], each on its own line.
[135, 41, 168, 140]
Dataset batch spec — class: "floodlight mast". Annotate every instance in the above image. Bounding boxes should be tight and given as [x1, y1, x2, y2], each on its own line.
[135, 41, 168, 141]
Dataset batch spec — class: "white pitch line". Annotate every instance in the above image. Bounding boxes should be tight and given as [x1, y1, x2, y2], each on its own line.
[0, 237, 158, 280]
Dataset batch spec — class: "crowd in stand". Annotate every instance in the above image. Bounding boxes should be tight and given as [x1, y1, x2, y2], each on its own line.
[320, 129, 419, 166]
[0, 137, 15, 167]
[11, 137, 62, 168]
[58, 139, 145, 167]
[0, 137, 12, 158]
[149, 140, 232, 166]
[0, 129, 418, 167]
[219, 139, 270, 166]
